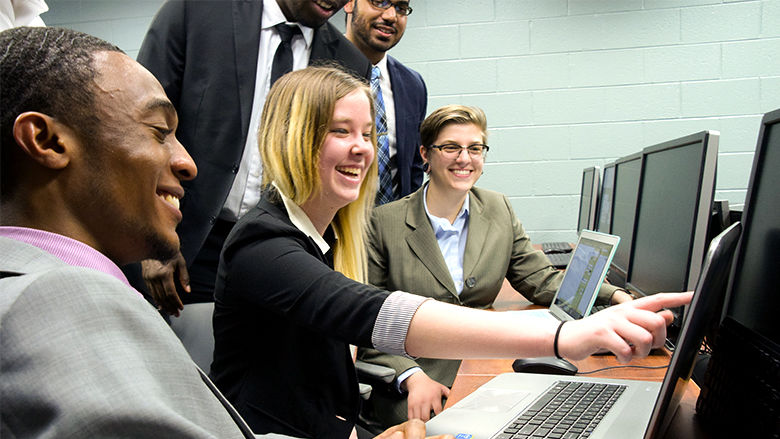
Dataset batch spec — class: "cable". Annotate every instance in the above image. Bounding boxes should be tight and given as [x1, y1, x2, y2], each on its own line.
[576, 364, 669, 375]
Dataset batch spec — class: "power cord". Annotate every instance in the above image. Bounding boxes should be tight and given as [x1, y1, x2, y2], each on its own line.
[576, 364, 669, 375]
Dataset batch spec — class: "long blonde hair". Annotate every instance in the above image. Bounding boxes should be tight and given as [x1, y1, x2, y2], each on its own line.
[259, 65, 378, 282]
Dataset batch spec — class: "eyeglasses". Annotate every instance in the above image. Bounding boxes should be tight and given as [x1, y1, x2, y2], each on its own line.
[368, 0, 413, 16]
[430, 143, 489, 158]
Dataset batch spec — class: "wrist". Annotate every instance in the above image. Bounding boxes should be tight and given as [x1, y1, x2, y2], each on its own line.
[553, 321, 566, 359]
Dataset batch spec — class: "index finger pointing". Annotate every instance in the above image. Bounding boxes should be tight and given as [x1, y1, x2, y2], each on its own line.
[630, 292, 693, 313]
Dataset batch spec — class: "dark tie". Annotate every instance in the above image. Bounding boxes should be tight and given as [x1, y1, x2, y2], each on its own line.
[371, 66, 394, 205]
[271, 23, 301, 85]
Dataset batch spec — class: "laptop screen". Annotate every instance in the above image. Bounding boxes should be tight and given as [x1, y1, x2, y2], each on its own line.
[552, 232, 619, 320]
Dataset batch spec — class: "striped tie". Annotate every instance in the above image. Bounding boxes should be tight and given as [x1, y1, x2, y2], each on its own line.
[371, 66, 394, 205]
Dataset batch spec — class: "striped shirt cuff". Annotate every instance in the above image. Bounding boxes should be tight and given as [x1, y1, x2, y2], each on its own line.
[372, 291, 430, 357]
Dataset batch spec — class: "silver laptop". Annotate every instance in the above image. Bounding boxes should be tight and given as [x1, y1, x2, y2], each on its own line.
[522, 230, 620, 324]
[427, 222, 741, 439]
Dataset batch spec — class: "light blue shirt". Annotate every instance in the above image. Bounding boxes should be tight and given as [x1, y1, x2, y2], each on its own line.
[397, 186, 471, 391]
[423, 185, 470, 295]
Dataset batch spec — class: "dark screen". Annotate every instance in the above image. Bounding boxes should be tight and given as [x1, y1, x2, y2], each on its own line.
[597, 165, 615, 233]
[577, 168, 595, 232]
[726, 121, 780, 344]
[629, 141, 704, 294]
[610, 157, 641, 274]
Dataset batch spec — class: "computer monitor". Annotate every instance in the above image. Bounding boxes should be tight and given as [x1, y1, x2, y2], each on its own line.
[626, 131, 719, 297]
[576, 166, 600, 232]
[696, 109, 780, 438]
[595, 162, 615, 234]
[606, 152, 642, 287]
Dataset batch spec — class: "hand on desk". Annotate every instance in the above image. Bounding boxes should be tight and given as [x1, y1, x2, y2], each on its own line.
[402, 370, 451, 422]
[559, 292, 693, 364]
[141, 251, 190, 317]
[375, 419, 454, 439]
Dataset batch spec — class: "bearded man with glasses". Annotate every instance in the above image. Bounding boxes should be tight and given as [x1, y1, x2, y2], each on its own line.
[345, 0, 427, 206]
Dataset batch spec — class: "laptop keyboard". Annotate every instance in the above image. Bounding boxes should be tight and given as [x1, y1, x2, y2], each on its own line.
[542, 242, 573, 254]
[494, 381, 626, 439]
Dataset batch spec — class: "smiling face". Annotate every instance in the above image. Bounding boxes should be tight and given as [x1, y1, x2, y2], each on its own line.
[301, 89, 374, 223]
[277, 0, 349, 28]
[345, 0, 408, 64]
[422, 123, 485, 198]
[71, 51, 197, 265]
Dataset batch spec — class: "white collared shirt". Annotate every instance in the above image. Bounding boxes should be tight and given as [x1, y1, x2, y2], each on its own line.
[275, 184, 331, 255]
[221, 0, 314, 221]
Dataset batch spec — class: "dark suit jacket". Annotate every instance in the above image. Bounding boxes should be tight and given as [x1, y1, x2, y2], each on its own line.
[357, 186, 620, 427]
[211, 194, 389, 438]
[387, 55, 426, 198]
[136, 0, 372, 267]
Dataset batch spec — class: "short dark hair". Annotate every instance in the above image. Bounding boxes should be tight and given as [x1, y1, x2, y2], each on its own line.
[0, 26, 122, 198]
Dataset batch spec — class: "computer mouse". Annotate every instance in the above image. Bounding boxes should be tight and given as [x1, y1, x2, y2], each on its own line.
[512, 357, 578, 375]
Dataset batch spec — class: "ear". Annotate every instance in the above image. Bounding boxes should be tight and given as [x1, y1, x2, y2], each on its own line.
[12, 112, 72, 170]
[344, 0, 354, 14]
[419, 144, 428, 162]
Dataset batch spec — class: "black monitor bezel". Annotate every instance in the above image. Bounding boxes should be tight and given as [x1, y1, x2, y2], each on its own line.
[606, 151, 643, 287]
[720, 108, 780, 340]
[625, 130, 719, 298]
[595, 162, 616, 234]
[576, 166, 601, 233]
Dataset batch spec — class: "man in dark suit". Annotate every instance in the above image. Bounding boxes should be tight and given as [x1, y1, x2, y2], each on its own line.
[344, 0, 427, 205]
[133, 0, 372, 315]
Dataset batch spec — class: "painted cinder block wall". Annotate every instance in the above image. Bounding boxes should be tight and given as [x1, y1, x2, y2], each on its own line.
[44, 0, 780, 242]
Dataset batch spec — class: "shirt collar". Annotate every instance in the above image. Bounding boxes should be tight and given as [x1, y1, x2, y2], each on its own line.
[0, 226, 133, 289]
[375, 55, 389, 77]
[273, 182, 331, 254]
[262, 0, 314, 48]
[422, 184, 470, 232]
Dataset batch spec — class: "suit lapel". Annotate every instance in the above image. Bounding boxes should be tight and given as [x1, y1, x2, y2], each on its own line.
[405, 190, 459, 296]
[231, 0, 263, 140]
[463, 190, 491, 279]
[197, 368, 256, 438]
[310, 21, 337, 62]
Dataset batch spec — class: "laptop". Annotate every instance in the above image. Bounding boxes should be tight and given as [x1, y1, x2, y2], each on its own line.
[426, 222, 742, 439]
[522, 230, 620, 325]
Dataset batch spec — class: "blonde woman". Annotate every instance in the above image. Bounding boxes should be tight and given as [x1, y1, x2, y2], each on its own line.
[210, 66, 691, 439]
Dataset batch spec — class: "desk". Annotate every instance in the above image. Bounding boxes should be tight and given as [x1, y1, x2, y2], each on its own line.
[443, 280, 709, 438]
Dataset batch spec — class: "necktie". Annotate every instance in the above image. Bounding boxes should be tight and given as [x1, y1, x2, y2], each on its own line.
[371, 66, 393, 205]
[270, 24, 301, 86]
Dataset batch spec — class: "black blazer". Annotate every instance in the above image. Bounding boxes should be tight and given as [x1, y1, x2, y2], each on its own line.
[387, 55, 427, 198]
[211, 194, 389, 438]
[136, 0, 372, 266]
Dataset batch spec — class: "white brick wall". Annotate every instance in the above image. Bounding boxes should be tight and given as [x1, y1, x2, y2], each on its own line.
[42, 0, 780, 243]
[42, 0, 164, 59]
[391, 0, 780, 242]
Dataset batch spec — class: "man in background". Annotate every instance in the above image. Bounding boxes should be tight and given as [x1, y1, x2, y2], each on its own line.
[344, 0, 426, 205]
[133, 0, 372, 315]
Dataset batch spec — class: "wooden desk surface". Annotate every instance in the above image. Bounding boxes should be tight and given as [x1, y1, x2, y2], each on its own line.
[443, 279, 709, 438]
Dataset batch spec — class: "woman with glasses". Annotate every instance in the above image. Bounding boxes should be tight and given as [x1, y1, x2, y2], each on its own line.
[357, 105, 635, 431]
[210, 69, 688, 439]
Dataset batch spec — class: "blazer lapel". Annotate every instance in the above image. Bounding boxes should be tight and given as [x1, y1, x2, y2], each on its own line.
[463, 190, 492, 280]
[310, 21, 337, 62]
[405, 190, 459, 296]
[231, 0, 263, 140]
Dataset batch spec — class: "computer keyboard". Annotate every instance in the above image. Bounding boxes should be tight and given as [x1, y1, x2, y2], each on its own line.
[495, 381, 626, 439]
[546, 252, 572, 269]
[541, 241, 573, 254]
